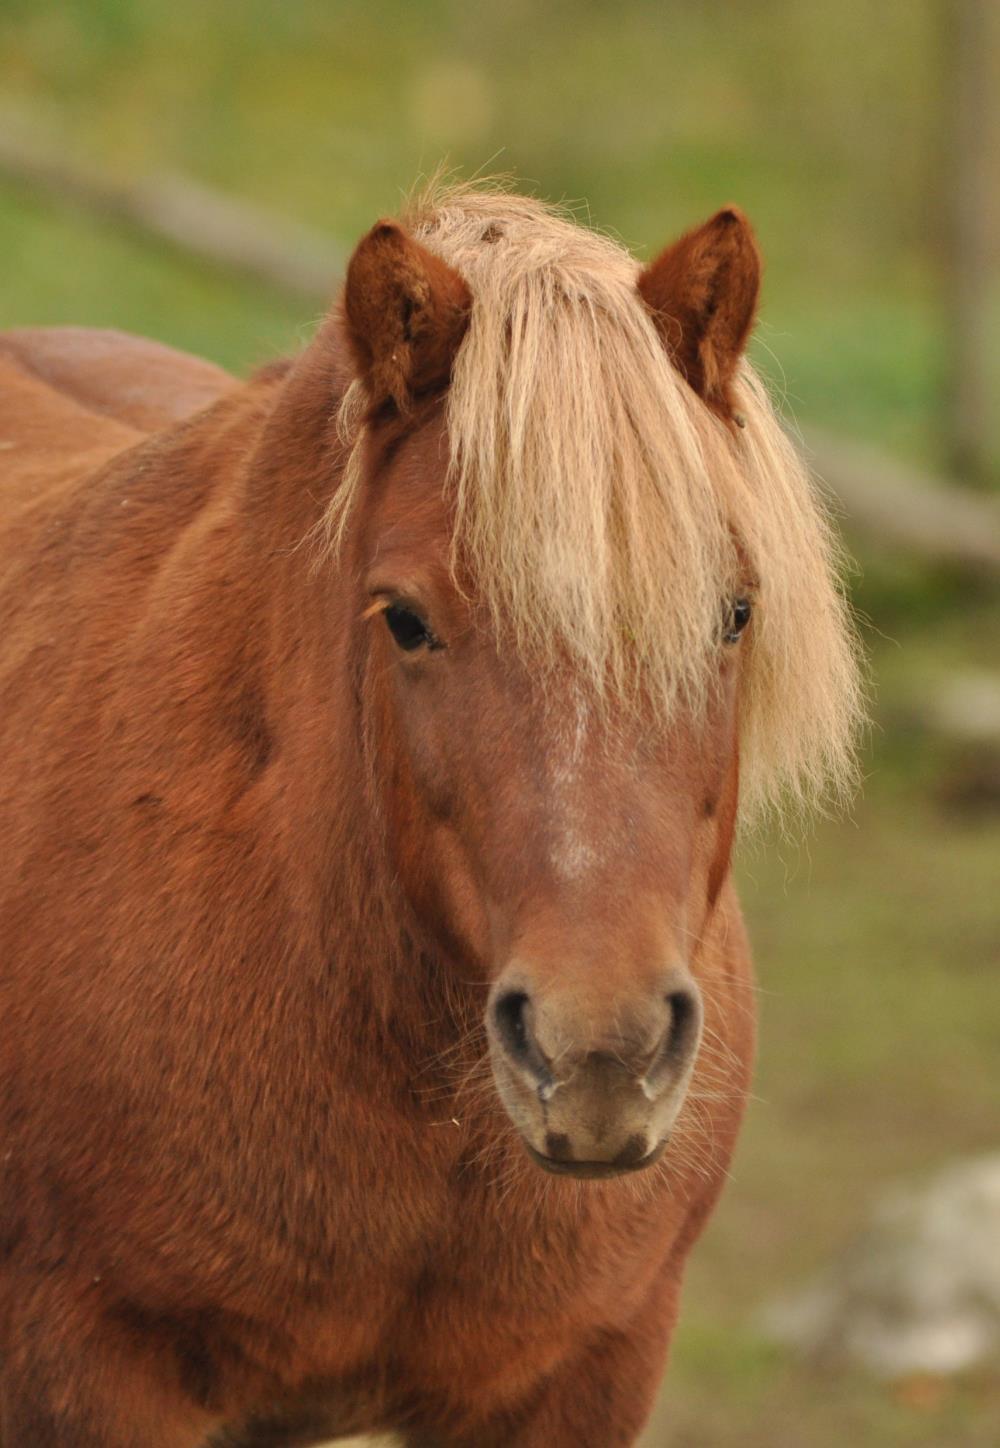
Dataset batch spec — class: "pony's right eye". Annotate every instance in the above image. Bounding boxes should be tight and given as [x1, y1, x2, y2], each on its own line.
[384, 603, 437, 652]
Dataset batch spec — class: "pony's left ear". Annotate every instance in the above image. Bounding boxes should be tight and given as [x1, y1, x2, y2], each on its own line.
[638, 207, 761, 422]
[344, 220, 472, 411]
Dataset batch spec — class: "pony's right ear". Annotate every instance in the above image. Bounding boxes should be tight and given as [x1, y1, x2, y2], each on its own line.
[343, 221, 472, 412]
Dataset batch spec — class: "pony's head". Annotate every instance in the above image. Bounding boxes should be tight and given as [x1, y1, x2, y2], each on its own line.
[329, 185, 861, 1179]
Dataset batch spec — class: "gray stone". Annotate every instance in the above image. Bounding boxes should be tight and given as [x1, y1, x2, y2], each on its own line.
[760, 1154, 1000, 1376]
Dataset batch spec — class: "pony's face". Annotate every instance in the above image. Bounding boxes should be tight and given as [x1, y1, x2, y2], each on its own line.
[349, 409, 751, 1178]
[341, 205, 762, 1178]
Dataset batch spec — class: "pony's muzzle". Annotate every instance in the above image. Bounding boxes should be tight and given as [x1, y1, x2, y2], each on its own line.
[487, 970, 703, 1179]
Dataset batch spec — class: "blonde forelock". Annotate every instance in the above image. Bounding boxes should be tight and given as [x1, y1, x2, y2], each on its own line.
[327, 182, 864, 823]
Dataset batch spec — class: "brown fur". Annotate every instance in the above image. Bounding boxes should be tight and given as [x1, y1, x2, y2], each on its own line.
[637, 207, 761, 422]
[0, 187, 855, 1447]
[344, 222, 472, 410]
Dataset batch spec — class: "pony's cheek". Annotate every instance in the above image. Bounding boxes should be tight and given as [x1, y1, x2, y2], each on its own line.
[422, 820, 497, 971]
[391, 781, 496, 970]
[381, 693, 496, 963]
[393, 695, 461, 825]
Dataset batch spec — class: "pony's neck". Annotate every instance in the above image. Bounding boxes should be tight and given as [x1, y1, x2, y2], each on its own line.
[237, 318, 352, 540]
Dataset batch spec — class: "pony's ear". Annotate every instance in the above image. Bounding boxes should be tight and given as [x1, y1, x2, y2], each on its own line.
[343, 220, 472, 411]
[638, 207, 761, 421]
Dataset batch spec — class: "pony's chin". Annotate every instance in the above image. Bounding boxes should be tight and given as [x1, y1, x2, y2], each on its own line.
[522, 1137, 668, 1180]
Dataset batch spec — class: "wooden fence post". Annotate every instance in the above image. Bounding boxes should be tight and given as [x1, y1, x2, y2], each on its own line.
[942, 0, 998, 488]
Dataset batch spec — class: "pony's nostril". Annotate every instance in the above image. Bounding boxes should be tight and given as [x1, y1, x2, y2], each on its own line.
[665, 989, 700, 1060]
[493, 990, 530, 1059]
[644, 987, 702, 1094]
[492, 990, 553, 1094]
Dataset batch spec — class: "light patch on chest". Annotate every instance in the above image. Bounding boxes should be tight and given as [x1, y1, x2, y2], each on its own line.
[546, 696, 606, 883]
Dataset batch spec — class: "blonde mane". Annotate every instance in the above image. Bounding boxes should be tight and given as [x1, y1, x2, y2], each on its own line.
[329, 182, 863, 821]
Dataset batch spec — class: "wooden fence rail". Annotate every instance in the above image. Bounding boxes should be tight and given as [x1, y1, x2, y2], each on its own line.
[0, 116, 342, 302]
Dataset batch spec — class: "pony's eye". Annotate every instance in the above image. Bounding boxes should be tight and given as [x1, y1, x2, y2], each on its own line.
[384, 602, 437, 652]
[723, 597, 752, 644]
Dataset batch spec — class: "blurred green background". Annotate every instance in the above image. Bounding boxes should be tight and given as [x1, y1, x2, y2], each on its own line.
[1, 2, 998, 1444]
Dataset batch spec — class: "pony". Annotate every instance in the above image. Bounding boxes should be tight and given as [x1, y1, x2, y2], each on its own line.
[0, 182, 861, 1447]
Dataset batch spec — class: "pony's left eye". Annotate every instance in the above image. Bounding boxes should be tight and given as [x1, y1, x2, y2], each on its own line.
[723, 597, 752, 644]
